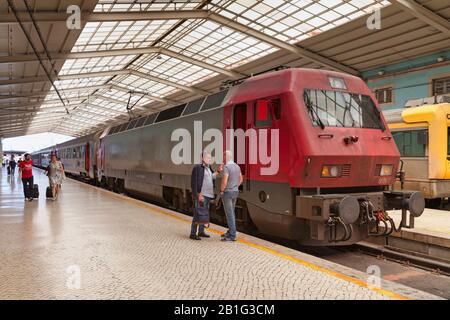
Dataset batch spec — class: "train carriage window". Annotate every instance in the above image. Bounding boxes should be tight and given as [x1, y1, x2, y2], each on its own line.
[392, 130, 427, 157]
[109, 125, 121, 135]
[126, 119, 139, 130]
[201, 90, 228, 111]
[113, 124, 123, 133]
[135, 116, 146, 128]
[183, 98, 205, 115]
[144, 113, 158, 126]
[117, 123, 128, 133]
[155, 104, 186, 123]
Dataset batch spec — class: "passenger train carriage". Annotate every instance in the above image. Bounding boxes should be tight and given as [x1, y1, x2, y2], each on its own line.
[32, 147, 53, 169]
[384, 98, 450, 208]
[33, 68, 424, 246]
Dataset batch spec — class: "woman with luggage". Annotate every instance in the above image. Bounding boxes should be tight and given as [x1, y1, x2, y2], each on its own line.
[18, 153, 34, 202]
[47, 154, 65, 201]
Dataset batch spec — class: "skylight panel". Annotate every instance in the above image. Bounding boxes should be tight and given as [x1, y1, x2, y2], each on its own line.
[306, 3, 328, 15]
[37, 0, 391, 136]
[335, 3, 358, 15]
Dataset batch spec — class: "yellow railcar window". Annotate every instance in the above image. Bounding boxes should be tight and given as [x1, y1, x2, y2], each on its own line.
[392, 130, 427, 157]
[448, 128, 450, 156]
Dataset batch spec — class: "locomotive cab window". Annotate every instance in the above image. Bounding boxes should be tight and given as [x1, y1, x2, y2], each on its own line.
[303, 89, 385, 130]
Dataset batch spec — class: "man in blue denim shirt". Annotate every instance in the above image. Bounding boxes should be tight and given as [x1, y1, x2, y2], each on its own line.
[219, 150, 243, 242]
[190, 152, 221, 240]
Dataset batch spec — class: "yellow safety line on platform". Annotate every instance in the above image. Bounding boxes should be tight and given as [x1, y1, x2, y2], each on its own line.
[75, 180, 409, 300]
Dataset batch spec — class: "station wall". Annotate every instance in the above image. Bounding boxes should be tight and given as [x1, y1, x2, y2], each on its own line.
[362, 50, 450, 110]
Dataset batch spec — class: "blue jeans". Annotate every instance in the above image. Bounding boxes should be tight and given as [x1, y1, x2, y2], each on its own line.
[222, 191, 239, 239]
[191, 196, 212, 236]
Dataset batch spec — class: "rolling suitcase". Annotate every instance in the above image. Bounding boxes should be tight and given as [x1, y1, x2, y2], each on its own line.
[46, 186, 53, 199]
[32, 184, 39, 198]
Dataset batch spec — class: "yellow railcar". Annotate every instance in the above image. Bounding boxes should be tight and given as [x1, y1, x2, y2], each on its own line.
[384, 103, 450, 207]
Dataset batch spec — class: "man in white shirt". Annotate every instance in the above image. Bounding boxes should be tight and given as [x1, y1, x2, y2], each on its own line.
[190, 152, 221, 240]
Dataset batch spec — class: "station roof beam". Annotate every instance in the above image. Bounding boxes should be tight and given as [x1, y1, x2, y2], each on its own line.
[390, 0, 450, 37]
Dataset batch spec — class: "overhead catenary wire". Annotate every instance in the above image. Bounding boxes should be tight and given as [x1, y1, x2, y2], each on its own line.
[7, 0, 69, 115]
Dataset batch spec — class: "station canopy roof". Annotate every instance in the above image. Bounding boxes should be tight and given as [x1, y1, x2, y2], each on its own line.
[1, 0, 450, 138]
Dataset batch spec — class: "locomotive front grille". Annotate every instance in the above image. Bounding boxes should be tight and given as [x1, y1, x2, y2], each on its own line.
[341, 164, 351, 177]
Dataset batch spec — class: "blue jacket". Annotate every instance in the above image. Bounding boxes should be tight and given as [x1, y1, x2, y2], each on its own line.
[191, 164, 215, 198]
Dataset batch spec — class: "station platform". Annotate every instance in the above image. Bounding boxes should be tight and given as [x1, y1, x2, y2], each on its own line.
[0, 167, 441, 300]
[384, 209, 450, 262]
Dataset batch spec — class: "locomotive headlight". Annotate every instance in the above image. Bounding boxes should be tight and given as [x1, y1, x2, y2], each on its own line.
[321, 165, 341, 178]
[379, 164, 393, 176]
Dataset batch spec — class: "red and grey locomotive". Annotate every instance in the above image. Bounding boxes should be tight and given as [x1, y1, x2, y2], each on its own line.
[33, 68, 424, 245]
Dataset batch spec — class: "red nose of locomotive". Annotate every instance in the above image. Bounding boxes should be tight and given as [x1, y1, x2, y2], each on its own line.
[299, 127, 400, 189]
[289, 70, 400, 189]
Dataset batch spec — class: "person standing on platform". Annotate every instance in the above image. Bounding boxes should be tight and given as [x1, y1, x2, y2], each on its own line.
[19, 153, 34, 202]
[190, 152, 222, 240]
[219, 150, 243, 242]
[8, 155, 16, 175]
[48, 154, 65, 200]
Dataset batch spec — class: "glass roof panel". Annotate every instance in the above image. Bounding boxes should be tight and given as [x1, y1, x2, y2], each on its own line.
[38, 0, 391, 135]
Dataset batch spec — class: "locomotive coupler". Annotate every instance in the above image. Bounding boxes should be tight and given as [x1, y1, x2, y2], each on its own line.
[383, 191, 425, 230]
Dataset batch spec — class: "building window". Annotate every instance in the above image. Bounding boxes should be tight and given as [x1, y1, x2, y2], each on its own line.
[392, 129, 427, 157]
[432, 77, 450, 95]
[375, 87, 393, 104]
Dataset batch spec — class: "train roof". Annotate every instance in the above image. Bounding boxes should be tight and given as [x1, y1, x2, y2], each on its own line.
[383, 102, 450, 125]
[56, 132, 100, 149]
[31, 146, 55, 155]
[382, 109, 404, 124]
[107, 67, 368, 137]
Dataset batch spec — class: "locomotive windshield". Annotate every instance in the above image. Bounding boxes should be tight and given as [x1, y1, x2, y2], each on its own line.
[303, 89, 385, 130]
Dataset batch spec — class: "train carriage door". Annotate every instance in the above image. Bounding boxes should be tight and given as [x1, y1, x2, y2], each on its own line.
[98, 138, 105, 174]
[251, 97, 282, 180]
[85, 143, 90, 174]
[232, 103, 248, 177]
